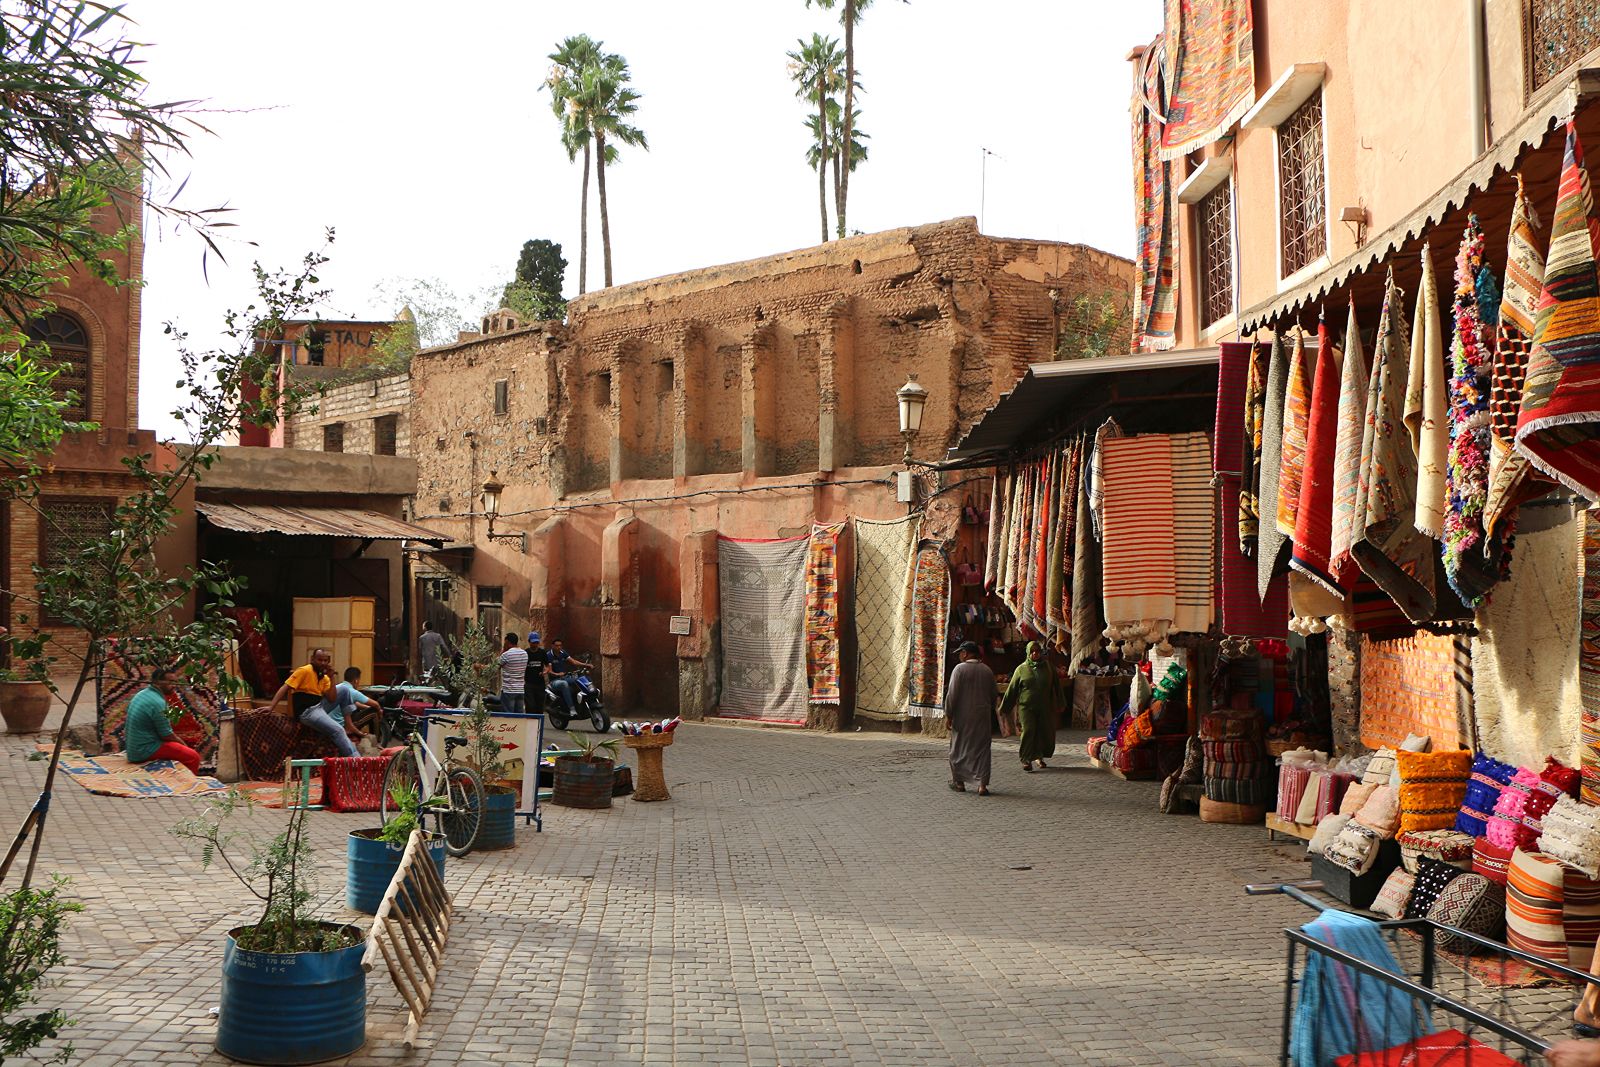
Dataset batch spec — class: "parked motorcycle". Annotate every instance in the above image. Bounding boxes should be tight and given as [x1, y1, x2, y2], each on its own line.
[546, 667, 609, 733]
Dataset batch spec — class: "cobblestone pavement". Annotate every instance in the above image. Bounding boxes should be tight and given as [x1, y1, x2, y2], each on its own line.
[2, 720, 1370, 1065]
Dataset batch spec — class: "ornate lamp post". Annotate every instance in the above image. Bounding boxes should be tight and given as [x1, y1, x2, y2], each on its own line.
[897, 374, 929, 465]
[479, 472, 524, 547]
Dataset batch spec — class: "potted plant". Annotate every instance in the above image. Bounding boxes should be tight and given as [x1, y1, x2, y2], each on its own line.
[0, 627, 52, 735]
[439, 623, 518, 849]
[173, 790, 366, 1065]
[345, 782, 448, 915]
[551, 730, 621, 810]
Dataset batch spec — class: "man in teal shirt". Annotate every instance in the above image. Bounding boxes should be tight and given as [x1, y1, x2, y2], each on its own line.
[124, 668, 200, 774]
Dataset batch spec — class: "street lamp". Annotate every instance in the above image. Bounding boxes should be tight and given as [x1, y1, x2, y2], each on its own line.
[897, 374, 929, 465]
[479, 472, 523, 547]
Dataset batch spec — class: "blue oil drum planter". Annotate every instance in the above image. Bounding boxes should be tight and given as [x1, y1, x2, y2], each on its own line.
[217, 922, 365, 1065]
[345, 830, 447, 915]
[475, 789, 518, 851]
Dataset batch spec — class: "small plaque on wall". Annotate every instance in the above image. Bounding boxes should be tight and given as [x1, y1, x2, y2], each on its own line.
[668, 615, 693, 636]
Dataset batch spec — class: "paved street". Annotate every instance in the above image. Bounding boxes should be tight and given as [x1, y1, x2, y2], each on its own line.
[5, 720, 1322, 1066]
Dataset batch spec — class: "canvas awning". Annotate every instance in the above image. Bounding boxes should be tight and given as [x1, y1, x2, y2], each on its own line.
[196, 502, 451, 546]
[946, 347, 1220, 463]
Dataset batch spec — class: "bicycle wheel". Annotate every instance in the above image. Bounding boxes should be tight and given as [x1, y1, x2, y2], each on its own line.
[437, 765, 484, 857]
[380, 748, 423, 828]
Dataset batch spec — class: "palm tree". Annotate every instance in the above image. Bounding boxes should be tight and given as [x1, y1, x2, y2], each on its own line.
[787, 34, 843, 243]
[546, 35, 603, 295]
[806, 0, 901, 237]
[807, 101, 869, 228]
[581, 56, 648, 289]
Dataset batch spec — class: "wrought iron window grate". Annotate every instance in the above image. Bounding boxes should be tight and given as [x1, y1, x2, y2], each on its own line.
[24, 312, 91, 422]
[1530, 0, 1600, 91]
[1278, 89, 1327, 279]
[1199, 180, 1235, 327]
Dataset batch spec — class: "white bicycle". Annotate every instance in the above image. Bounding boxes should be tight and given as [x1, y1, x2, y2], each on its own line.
[380, 717, 485, 857]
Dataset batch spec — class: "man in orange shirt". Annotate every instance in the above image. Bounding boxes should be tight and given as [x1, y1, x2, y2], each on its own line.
[266, 647, 356, 757]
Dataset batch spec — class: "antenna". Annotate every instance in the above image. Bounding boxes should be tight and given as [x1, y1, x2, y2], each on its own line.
[980, 147, 1002, 232]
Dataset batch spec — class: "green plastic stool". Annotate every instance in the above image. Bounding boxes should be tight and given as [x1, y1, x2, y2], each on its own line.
[281, 758, 324, 810]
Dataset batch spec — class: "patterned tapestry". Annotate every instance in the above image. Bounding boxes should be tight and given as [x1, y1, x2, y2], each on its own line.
[1100, 433, 1177, 638]
[907, 539, 951, 718]
[1581, 511, 1600, 804]
[805, 523, 846, 707]
[854, 516, 919, 720]
[224, 606, 279, 696]
[1132, 41, 1178, 351]
[235, 707, 344, 781]
[1358, 633, 1460, 751]
[717, 535, 810, 724]
[97, 640, 222, 772]
[1486, 175, 1551, 537]
[1159, 0, 1255, 160]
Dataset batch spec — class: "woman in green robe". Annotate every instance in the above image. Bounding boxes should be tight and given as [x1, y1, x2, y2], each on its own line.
[1000, 641, 1059, 771]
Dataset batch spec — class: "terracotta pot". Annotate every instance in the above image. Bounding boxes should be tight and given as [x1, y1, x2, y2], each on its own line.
[0, 680, 51, 734]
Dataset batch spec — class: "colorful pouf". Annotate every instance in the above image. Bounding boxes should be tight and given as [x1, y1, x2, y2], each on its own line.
[1473, 836, 1514, 885]
[1507, 848, 1568, 964]
[1455, 752, 1517, 837]
[1371, 869, 1415, 920]
[1396, 828, 1475, 874]
[1406, 856, 1467, 920]
[1396, 749, 1473, 832]
[1426, 872, 1506, 954]
[1541, 794, 1600, 880]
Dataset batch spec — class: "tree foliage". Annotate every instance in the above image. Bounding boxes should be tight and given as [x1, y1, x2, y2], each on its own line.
[501, 238, 566, 321]
[0, 878, 81, 1065]
[1057, 292, 1133, 361]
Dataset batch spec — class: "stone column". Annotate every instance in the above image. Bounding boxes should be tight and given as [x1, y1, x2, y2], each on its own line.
[676, 529, 720, 720]
[600, 512, 640, 712]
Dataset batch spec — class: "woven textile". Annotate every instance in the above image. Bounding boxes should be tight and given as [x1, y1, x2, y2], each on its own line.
[1398, 829, 1475, 874]
[718, 535, 810, 723]
[1133, 44, 1178, 351]
[1296, 772, 1325, 825]
[1486, 175, 1552, 536]
[1428, 873, 1507, 955]
[97, 642, 222, 772]
[1100, 433, 1177, 635]
[52, 747, 226, 798]
[1240, 339, 1270, 555]
[1331, 303, 1369, 583]
[234, 707, 343, 781]
[1158, 0, 1254, 158]
[1472, 516, 1584, 770]
[1277, 330, 1313, 540]
[1277, 762, 1314, 821]
[1407, 857, 1468, 921]
[1358, 633, 1459, 751]
[1372, 869, 1415, 920]
[1352, 785, 1399, 838]
[1507, 849, 1568, 964]
[1219, 473, 1289, 638]
[1309, 813, 1352, 857]
[805, 523, 845, 706]
[1171, 431, 1215, 632]
[1584, 511, 1600, 803]
[1215, 341, 1250, 476]
[1070, 466, 1105, 672]
[1341, 782, 1379, 816]
[1291, 319, 1346, 600]
[1443, 215, 1508, 607]
[1352, 271, 1440, 623]
[1474, 836, 1515, 885]
[1541, 794, 1600, 879]
[225, 606, 279, 695]
[1396, 749, 1472, 833]
[1047, 441, 1079, 634]
[853, 516, 919, 721]
[1566, 869, 1600, 970]
[1259, 334, 1293, 598]
[1323, 820, 1384, 875]
[1456, 752, 1517, 837]
[1489, 768, 1543, 851]
[907, 539, 951, 717]
[1516, 121, 1600, 497]
[985, 471, 1005, 592]
[1407, 246, 1451, 538]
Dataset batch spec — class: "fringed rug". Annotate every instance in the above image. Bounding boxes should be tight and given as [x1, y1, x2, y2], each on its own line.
[97, 640, 222, 772]
[854, 516, 919, 720]
[1517, 121, 1600, 498]
[1582, 512, 1600, 804]
[235, 706, 345, 781]
[717, 535, 810, 724]
[1332, 303, 1369, 583]
[907, 539, 950, 718]
[1290, 321, 1345, 604]
[237, 777, 324, 809]
[1399, 928, 1572, 990]
[47, 746, 226, 799]
[1133, 43, 1177, 351]
[1069, 465, 1105, 673]
[1240, 339, 1269, 557]
[1486, 176, 1551, 536]
[1473, 515, 1584, 770]
[1407, 246, 1450, 539]
[1358, 633, 1460, 751]
[805, 523, 845, 707]
[224, 606, 279, 695]
[1100, 433, 1177, 638]
[1158, 0, 1255, 159]
[1171, 431, 1215, 633]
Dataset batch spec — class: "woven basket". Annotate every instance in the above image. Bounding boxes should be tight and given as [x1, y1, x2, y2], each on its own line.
[1199, 797, 1265, 825]
[623, 733, 674, 750]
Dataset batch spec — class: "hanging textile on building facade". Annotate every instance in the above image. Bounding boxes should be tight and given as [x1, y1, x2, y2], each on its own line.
[1330, 302, 1368, 585]
[1443, 214, 1508, 608]
[1049, 436, 1083, 636]
[1472, 514, 1584, 771]
[804, 522, 846, 707]
[1516, 121, 1600, 499]
[1171, 430, 1216, 633]
[1216, 341, 1288, 638]
[1289, 318, 1348, 629]
[1132, 42, 1178, 351]
[717, 535, 811, 724]
[984, 470, 1005, 593]
[907, 539, 952, 717]
[1579, 511, 1600, 805]
[1276, 330, 1313, 549]
[1486, 176, 1551, 538]
[1257, 333, 1292, 599]
[1358, 633, 1460, 751]
[1089, 417, 1122, 541]
[1070, 467, 1105, 672]
[853, 515, 920, 720]
[1100, 433, 1178, 648]
[1239, 339, 1269, 556]
[1407, 246, 1450, 539]
[1157, 0, 1255, 160]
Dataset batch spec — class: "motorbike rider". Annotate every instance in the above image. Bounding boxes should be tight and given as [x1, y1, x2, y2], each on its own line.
[525, 631, 549, 713]
[546, 638, 593, 720]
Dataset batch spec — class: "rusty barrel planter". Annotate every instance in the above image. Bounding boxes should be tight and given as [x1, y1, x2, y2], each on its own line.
[622, 733, 674, 802]
[551, 756, 614, 809]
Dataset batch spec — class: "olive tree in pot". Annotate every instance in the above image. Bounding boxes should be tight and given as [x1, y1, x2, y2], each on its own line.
[173, 791, 366, 1065]
[345, 783, 447, 915]
[552, 730, 621, 810]
[439, 623, 517, 849]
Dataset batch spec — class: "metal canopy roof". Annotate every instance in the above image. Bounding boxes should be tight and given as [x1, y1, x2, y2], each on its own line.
[196, 503, 450, 546]
[947, 347, 1220, 461]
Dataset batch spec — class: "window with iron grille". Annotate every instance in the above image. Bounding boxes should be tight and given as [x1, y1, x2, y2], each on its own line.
[323, 422, 343, 453]
[1198, 179, 1235, 327]
[374, 414, 398, 456]
[23, 312, 91, 421]
[40, 498, 114, 624]
[1277, 89, 1327, 278]
[1530, 0, 1600, 91]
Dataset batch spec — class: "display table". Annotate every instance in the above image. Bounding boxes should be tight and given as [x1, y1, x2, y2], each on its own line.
[623, 733, 674, 802]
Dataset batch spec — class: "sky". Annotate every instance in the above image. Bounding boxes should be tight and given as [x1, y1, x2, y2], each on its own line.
[130, 0, 1162, 440]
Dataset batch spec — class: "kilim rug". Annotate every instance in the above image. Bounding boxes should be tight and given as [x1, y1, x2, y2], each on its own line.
[1158, 0, 1254, 160]
[1214, 341, 1250, 476]
[1516, 121, 1600, 499]
[224, 606, 279, 695]
[1581, 511, 1600, 804]
[717, 535, 810, 724]
[1331, 302, 1369, 584]
[1486, 175, 1552, 537]
[46, 746, 227, 798]
[1289, 319, 1348, 617]
[993, 467, 1017, 599]
[237, 777, 324, 809]
[1398, 928, 1571, 990]
[854, 516, 919, 721]
[1070, 464, 1105, 673]
[97, 640, 222, 772]
[1088, 417, 1122, 541]
[1358, 633, 1460, 751]
[805, 523, 846, 707]
[1170, 431, 1215, 633]
[985, 471, 1006, 592]
[1352, 270, 1442, 624]
[1407, 245, 1451, 538]
[1132, 41, 1178, 351]
[1276, 330, 1312, 544]
[1217, 474, 1288, 638]
[1239, 339, 1269, 556]
[1258, 333, 1292, 599]
[234, 706, 345, 781]
[1475, 516, 1584, 770]
[1100, 434, 1177, 639]
[907, 539, 950, 718]
[1048, 439, 1080, 636]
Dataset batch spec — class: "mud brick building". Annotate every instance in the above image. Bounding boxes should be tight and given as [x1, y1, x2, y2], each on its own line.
[285, 217, 1132, 720]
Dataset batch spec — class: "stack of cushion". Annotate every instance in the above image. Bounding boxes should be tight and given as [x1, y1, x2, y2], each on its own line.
[1396, 828, 1475, 873]
[1541, 795, 1600, 880]
[1320, 787, 1402, 876]
[1489, 758, 1583, 851]
[1455, 753, 1517, 837]
[1395, 749, 1472, 833]
[1505, 848, 1600, 968]
[1200, 710, 1268, 807]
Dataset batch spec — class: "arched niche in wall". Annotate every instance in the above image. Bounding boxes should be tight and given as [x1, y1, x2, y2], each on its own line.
[617, 338, 673, 481]
[562, 343, 615, 495]
[749, 321, 818, 477]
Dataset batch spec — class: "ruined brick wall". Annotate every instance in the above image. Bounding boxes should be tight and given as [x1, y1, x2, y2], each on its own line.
[285, 371, 411, 455]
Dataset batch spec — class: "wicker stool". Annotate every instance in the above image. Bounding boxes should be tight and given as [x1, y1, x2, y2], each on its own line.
[623, 733, 674, 802]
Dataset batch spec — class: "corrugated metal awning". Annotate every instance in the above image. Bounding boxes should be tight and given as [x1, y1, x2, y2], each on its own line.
[197, 502, 451, 545]
[947, 347, 1220, 461]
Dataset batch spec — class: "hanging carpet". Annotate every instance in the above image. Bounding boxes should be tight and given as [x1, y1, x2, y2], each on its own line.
[1171, 430, 1216, 633]
[1258, 333, 1293, 599]
[718, 535, 810, 724]
[1070, 460, 1106, 672]
[97, 640, 222, 772]
[853, 516, 920, 720]
[805, 523, 846, 707]
[1580, 511, 1600, 804]
[984, 471, 1006, 593]
[1407, 246, 1451, 539]
[1100, 433, 1177, 644]
[907, 539, 951, 718]
[1276, 330, 1313, 547]
[1158, 0, 1255, 160]
[1239, 338, 1269, 556]
[1217, 341, 1287, 637]
[1133, 43, 1178, 351]
[1290, 319, 1349, 625]
[1359, 633, 1461, 751]
[1331, 302, 1369, 584]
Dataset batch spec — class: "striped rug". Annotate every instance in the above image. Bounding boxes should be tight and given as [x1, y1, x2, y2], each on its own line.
[1257, 334, 1292, 599]
[1582, 511, 1600, 804]
[1100, 433, 1177, 634]
[1486, 176, 1551, 536]
[1170, 431, 1215, 633]
[718, 535, 810, 724]
[907, 539, 951, 717]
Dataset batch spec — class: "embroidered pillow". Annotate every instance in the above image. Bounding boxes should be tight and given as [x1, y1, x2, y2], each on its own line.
[1540, 795, 1600, 880]
[1521, 762, 1578, 840]
[1400, 733, 1432, 753]
[1352, 786, 1401, 839]
[1456, 753, 1517, 837]
[1307, 813, 1352, 859]
[1396, 749, 1472, 833]
[1426, 873, 1505, 954]
[1406, 856, 1467, 920]
[1472, 835, 1514, 886]
[1371, 869, 1415, 920]
[1295, 771, 1326, 825]
[1396, 828, 1475, 873]
[1363, 748, 1398, 786]
[1542, 756, 1582, 799]
[1340, 782, 1379, 817]
[1323, 820, 1384, 876]
[1488, 768, 1539, 851]
[1506, 848, 1568, 965]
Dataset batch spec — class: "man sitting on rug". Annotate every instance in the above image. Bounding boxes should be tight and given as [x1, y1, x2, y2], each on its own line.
[267, 648, 356, 758]
[124, 667, 201, 774]
[322, 666, 380, 747]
